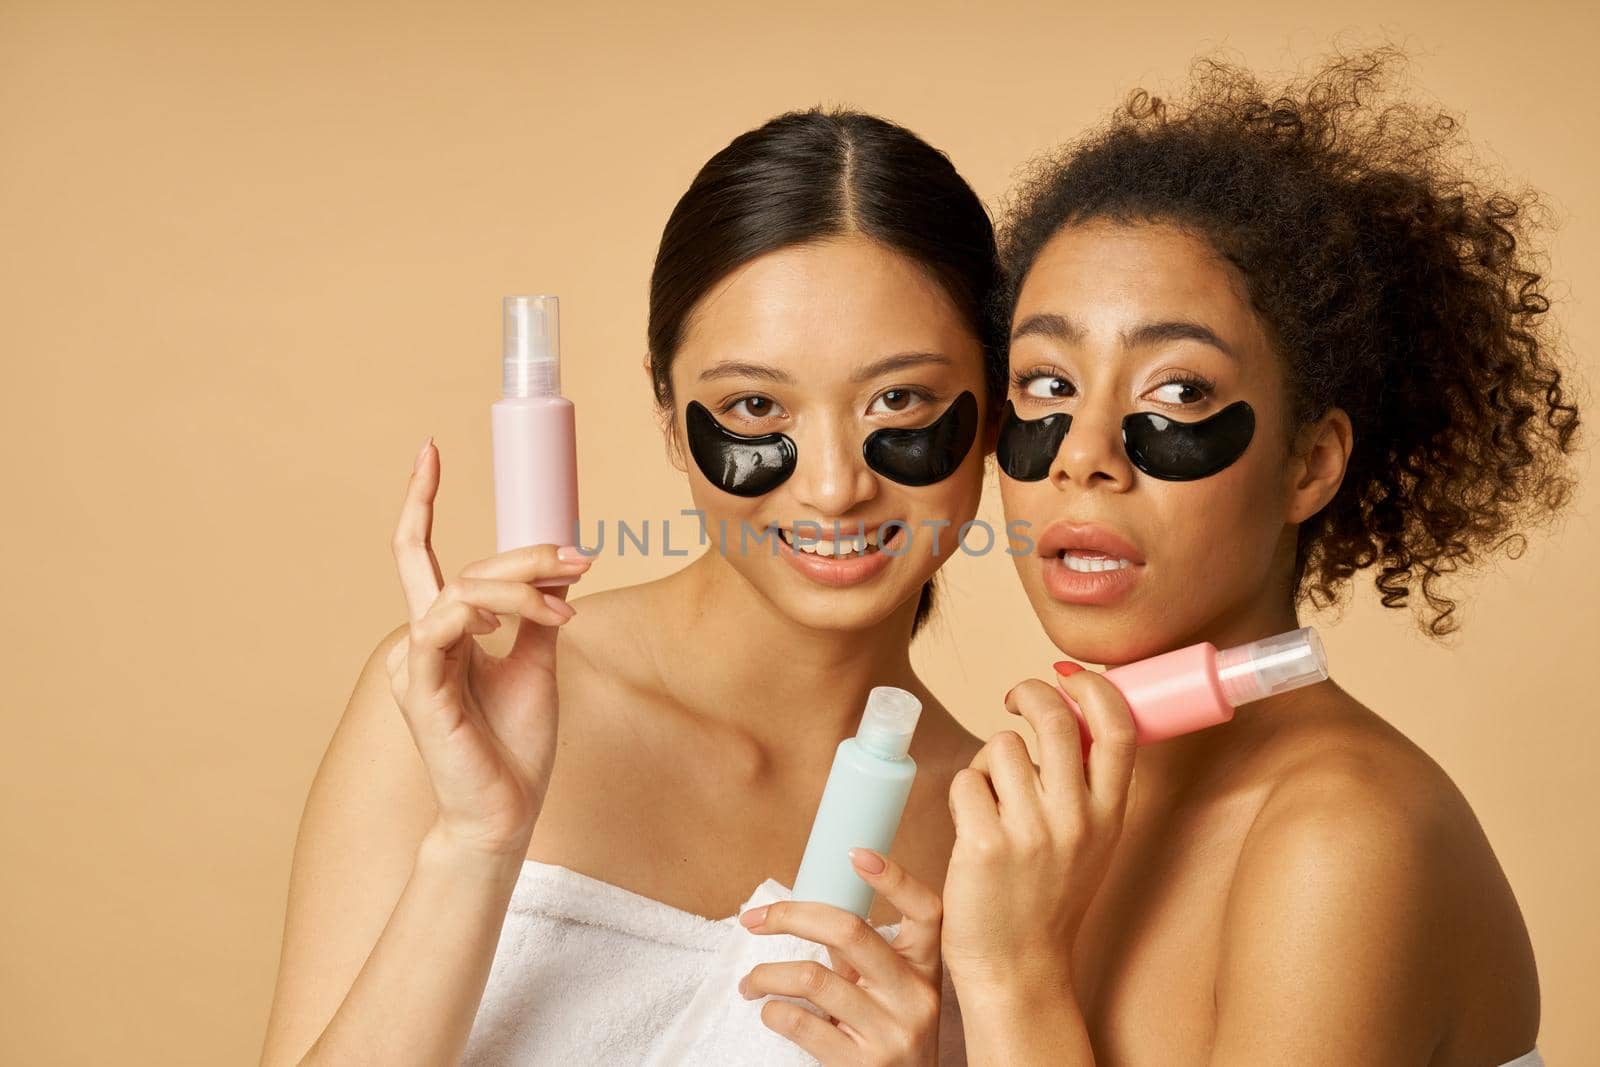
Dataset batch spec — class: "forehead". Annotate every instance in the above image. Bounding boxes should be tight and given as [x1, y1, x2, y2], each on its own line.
[1014, 219, 1265, 351]
[676, 236, 976, 372]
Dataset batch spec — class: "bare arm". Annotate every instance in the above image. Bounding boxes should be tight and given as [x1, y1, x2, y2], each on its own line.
[260, 440, 591, 1066]
[260, 627, 523, 1066]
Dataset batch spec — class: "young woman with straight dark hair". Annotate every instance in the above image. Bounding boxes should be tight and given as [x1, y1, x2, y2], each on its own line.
[260, 108, 1005, 1066]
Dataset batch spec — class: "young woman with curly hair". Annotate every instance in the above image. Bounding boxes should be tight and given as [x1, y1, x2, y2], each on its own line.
[922, 50, 1580, 1066]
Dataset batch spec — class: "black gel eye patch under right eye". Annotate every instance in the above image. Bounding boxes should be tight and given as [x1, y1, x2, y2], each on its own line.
[684, 400, 798, 497]
[996, 400, 1072, 482]
[1122, 400, 1255, 481]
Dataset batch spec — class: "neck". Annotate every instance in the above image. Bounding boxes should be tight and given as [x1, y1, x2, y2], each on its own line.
[1110, 594, 1311, 803]
[645, 549, 925, 754]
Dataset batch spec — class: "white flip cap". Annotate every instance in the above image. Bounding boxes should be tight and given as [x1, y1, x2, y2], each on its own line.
[856, 686, 923, 759]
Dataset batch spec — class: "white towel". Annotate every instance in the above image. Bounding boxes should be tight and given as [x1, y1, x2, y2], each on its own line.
[462, 860, 966, 1066]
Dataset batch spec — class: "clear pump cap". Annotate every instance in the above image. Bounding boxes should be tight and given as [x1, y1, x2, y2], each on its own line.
[1215, 626, 1329, 707]
[503, 295, 561, 398]
[855, 686, 923, 759]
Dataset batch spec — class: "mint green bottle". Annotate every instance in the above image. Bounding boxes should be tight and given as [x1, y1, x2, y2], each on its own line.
[791, 686, 923, 918]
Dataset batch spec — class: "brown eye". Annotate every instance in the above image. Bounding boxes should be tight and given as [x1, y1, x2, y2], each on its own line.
[727, 394, 783, 420]
[868, 388, 928, 416]
[1150, 376, 1213, 406]
[1021, 375, 1072, 399]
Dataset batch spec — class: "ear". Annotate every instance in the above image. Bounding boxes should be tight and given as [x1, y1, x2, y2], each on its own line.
[1285, 406, 1352, 524]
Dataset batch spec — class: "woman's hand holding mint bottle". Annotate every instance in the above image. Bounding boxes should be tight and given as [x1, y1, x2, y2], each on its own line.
[737, 850, 946, 1066]
[386, 436, 592, 859]
[941, 666, 1138, 1066]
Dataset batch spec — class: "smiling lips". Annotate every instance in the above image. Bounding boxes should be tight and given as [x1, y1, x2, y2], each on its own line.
[1037, 521, 1146, 605]
[776, 523, 888, 559]
[775, 521, 906, 588]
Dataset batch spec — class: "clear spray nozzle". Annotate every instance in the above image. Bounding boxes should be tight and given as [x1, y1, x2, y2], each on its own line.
[503, 295, 561, 398]
[1215, 626, 1329, 707]
[855, 686, 923, 759]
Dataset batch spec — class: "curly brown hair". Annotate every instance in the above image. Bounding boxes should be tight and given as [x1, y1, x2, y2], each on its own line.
[996, 48, 1585, 637]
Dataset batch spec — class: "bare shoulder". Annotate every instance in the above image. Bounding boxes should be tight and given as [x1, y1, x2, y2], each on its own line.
[1216, 685, 1539, 1062]
[1239, 685, 1505, 898]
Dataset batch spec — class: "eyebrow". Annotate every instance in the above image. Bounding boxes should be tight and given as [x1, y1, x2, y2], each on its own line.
[1122, 320, 1237, 360]
[1011, 313, 1237, 360]
[1011, 313, 1082, 344]
[697, 351, 953, 386]
[851, 351, 953, 383]
[698, 360, 797, 384]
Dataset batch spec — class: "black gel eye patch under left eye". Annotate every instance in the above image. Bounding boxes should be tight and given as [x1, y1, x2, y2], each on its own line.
[997, 399, 1256, 482]
[685, 400, 798, 497]
[862, 390, 980, 487]
[1122, 401, 1255, 480]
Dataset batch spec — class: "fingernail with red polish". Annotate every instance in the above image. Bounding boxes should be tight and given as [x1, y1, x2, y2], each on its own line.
[740, 905, 768, 929]
[849, 847, 886, 874]
[1053, 661, 1085, 678]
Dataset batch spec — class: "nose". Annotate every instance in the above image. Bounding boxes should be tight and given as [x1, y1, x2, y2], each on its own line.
[786, 418, 880, 518]
[1049, 395, 1136, 492]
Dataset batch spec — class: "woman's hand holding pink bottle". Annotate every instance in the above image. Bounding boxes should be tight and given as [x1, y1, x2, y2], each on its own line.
[939, 664, 1137, 1063]
[385, 437, 593, 860]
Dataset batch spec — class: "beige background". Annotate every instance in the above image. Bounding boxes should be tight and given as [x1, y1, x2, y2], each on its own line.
[2, 2, 1596, 1063]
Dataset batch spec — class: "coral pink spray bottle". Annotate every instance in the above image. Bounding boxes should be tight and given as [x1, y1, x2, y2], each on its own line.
[1055, 626, 1329, 755]
[492, 295, 579, 587]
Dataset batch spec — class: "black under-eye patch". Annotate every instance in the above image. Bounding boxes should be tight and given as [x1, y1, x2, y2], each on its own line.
[996, 399, 1073, 482]
[684, 400, 798, 497]
[861, 390, 980, 487]
[1121, 401, 1255, 481]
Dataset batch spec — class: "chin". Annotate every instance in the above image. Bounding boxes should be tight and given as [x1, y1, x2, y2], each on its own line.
[780, 580, 922, 634]
[1026, 594, 1178, 668]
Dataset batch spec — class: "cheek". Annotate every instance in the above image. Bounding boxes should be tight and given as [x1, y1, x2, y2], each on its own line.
[1147, 448, 1286, 576]
[996, 478, 1054, 561]
[682, 477, 769, 541]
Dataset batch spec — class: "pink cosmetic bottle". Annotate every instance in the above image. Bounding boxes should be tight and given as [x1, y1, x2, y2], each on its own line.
[1055, 626, 1329, 753]
[492, 295, 579, 586]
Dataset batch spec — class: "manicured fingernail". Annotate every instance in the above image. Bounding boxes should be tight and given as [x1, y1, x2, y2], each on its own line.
[414, 435, 433, 471]
[476, 608, 501, 630]
[1053, 660, 1084, 678]
[1003, 684, 1018, 706]
[542, 593, 576, 620]
[849, 848, 886, 874]
[738, 974, 753, 998]
[556, 545, 591, 564]
[739, 905, 768, 929]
